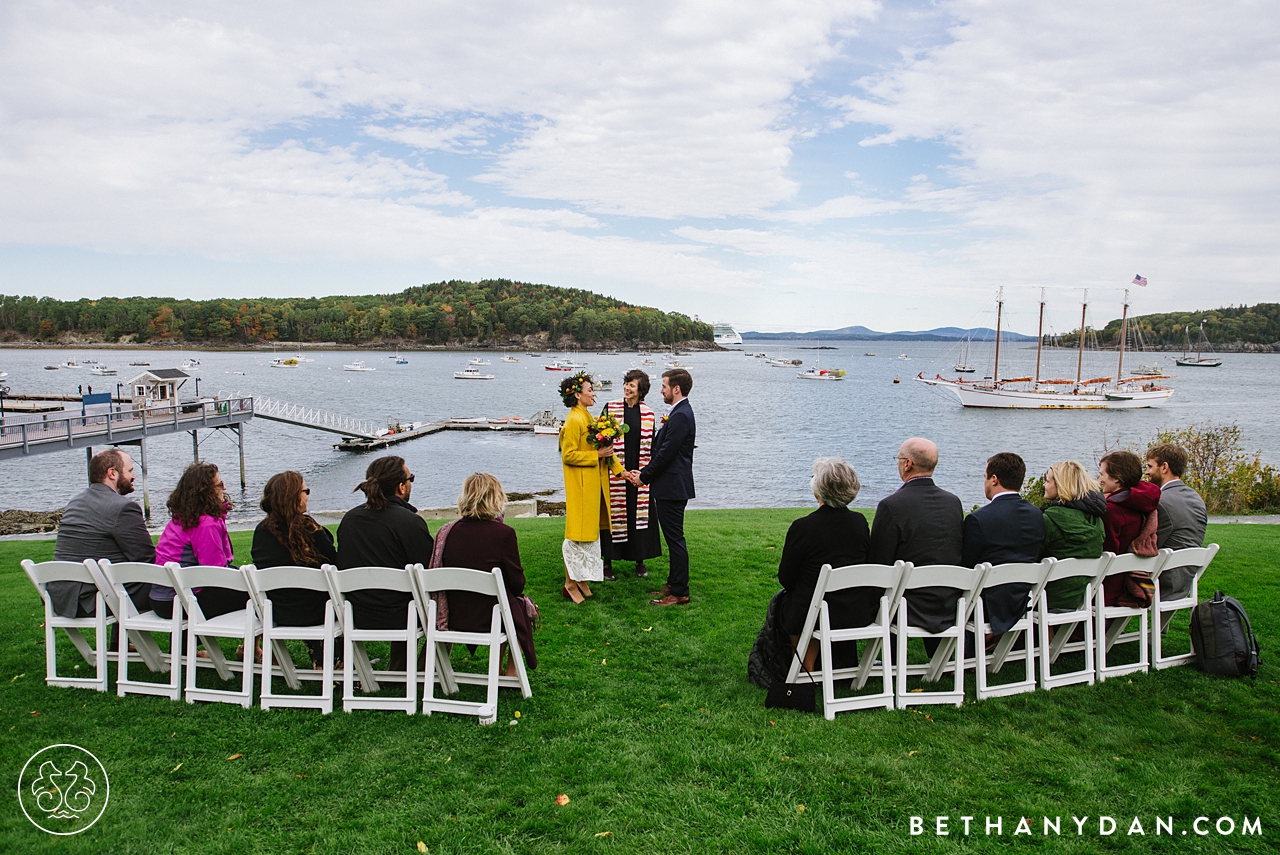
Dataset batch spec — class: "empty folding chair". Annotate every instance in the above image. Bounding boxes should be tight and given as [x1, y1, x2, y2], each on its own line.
[893, 564, 989, 709]
[324, 564, 421, 715]
[787, 561, 910, 718]
[1151, 544, 1220, 669]
[1034, 554, 1113, 690]
[1095, 551, 1168, 681]
[21, 559, 115, 692]
[413, 564, 532, 723]
[245, 563, 342, 714]
[167, 563, 261, 708]
[99, 560, 185, 701]
[969, 558, 1055, 700]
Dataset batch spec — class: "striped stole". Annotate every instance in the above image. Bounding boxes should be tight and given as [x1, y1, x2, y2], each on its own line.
[605, 401, 653, 541]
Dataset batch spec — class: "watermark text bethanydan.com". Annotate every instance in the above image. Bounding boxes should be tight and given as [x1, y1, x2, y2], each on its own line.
[909, 815, 1262, 838]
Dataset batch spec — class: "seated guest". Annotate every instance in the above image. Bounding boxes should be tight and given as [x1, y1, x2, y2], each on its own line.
[1098, 450, 1161, 605]
[336, 455, 433, 672]
[775, 457, 871, 671]
[962, 452, 1044, 638]
[252, 471, 337, 667]
[1039, 460, 1106, 610]
[869, 438, 963, 651]
[434, 473, 537, 675]
[153, 462, 246, 620]
[1145, 443, 1208, 601]
[51, 448, 155, 623]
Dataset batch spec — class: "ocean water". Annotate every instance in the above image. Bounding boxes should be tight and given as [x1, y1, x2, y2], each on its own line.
[0, 342, 1273, 522]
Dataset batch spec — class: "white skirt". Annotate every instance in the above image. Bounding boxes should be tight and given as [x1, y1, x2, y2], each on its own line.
[562, 538, 604, 582]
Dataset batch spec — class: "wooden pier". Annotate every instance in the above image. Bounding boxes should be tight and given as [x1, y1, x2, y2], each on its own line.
[333, 419, 536, 451]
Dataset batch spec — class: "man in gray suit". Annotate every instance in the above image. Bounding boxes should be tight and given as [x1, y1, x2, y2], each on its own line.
[1146, 443, 1208, 602]
[49, 448, 155, 618]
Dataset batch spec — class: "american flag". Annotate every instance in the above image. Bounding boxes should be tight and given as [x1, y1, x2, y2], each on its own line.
[1132, 274, 1148, 287]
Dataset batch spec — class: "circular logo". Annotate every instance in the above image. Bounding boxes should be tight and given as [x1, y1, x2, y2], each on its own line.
[18, 744, 109, 836]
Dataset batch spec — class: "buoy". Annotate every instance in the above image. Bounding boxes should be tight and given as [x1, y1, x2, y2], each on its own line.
[893, 376, 900, 384]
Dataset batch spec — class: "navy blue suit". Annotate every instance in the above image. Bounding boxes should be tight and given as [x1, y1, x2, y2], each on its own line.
[639, 398, 695, 596]
[962, 492, 1044, 635]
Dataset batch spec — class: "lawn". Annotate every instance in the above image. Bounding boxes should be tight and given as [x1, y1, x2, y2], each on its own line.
[1, 509, 1276, 853]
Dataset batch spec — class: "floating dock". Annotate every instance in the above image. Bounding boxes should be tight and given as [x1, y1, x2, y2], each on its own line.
[333, 419, 536, 451]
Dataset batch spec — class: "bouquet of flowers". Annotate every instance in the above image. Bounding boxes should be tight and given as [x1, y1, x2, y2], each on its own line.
[587, 411, 629, 449]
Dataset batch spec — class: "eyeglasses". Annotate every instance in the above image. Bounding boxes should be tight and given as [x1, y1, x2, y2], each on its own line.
[301, 488, 311, 495]
[895, 456, 911, 463]
[404, 473, 415, 483]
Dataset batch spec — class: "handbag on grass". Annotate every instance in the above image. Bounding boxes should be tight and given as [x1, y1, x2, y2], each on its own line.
[765, 642, 818, 713]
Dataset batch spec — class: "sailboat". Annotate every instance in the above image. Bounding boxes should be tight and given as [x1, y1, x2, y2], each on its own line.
[916, 286, 1174, 409]
[1175, 320, 1222, 367]
[953, 334, 976, 373]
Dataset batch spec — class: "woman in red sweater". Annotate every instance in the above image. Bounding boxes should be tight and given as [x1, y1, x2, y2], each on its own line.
[1098, 450, 1160, 604]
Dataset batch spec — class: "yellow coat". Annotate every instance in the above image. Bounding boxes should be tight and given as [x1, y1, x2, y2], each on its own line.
[560, 404, 624, 542]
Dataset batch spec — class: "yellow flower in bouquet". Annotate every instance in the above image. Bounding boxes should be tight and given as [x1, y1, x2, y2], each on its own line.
[588, 411, 629, 449]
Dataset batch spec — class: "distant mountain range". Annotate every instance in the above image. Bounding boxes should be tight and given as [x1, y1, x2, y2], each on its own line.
[741, 325, 1037, 342]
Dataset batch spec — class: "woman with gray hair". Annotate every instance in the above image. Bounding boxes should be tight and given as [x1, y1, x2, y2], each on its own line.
[750, 457, 872, 683]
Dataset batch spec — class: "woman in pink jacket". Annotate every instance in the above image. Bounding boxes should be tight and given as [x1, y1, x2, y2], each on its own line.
[150, 462, 245, 620]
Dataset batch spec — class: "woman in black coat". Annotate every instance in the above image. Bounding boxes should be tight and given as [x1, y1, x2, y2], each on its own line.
[776, 457, 872, 671]
[251, 471, 337, 667]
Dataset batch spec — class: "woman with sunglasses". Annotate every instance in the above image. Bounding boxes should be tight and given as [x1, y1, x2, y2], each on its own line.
[252, 471, 337, 667]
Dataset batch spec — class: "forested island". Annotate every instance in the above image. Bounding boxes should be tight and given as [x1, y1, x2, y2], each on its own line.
[0, 280, 714, 349]
[1059, 302, 1280, 351]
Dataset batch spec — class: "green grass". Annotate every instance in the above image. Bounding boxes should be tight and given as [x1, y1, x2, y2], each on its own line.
[1, 510, 1276, 853]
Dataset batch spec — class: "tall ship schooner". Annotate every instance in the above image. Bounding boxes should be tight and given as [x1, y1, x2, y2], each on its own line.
[916, 286, 1174, 409]
[1175, 320, 1223, 367]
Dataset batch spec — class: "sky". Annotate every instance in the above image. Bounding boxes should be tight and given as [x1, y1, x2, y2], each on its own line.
[1, 0, 1277, 334]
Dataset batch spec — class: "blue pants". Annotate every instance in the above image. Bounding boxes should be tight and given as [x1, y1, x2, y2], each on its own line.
[654, 498, 689, 597]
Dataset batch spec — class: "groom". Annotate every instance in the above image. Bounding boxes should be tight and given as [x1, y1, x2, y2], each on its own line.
[629, 368, 695, 606]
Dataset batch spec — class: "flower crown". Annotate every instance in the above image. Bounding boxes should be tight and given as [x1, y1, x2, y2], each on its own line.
[562, 371, 592, 400]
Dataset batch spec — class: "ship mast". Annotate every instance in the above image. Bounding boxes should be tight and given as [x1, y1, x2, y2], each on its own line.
[1034, 287, 1045, 386]
[1075, 290, 1088, 388]
[1198, 320, 1205, 361]
[993, 286, 1004, 384]
[1115, 288, 1130, 385]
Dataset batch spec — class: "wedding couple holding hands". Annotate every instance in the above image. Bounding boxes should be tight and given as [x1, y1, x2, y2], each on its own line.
[558, 367, 695, 606]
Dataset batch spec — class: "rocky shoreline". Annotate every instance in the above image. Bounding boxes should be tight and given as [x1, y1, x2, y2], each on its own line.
[0, 509, 64, 535]
[0, 335, 723, 353]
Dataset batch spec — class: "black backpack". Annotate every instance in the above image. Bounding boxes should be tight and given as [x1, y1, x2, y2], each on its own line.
[1190, 591, 1260, 678]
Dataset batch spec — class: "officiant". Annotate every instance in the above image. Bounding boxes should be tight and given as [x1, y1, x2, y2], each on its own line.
[600, 369, 663, 580]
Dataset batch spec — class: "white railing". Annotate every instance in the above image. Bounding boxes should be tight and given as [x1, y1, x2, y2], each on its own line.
[252, 397, 378, 439]
[0, 396, 254, 452]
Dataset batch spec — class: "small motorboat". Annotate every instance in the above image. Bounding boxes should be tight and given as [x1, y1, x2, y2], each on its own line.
[454, 366, 494, 380]
[91, 365, 118, 376]
[270, 358, 300, 369]
[343, 361, 375, 372]
[468, 357, 492, 366]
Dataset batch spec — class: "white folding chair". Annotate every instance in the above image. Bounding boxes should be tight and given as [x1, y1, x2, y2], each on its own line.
[21, 559, 115, 692]
[1034, 554, 1113, 690]
[99, 560, 185, 701]
[787, 562, 910, 718]
[1151, 544, 1219, 669]
[893, 564, 989, 709]
[1095, 552, 1168, 681]
[325, 565, 421, 715]
[968, 559, 1055, 700]
[167, 563, 261, 708]
[413, 565, 532, 724]
[245, 564, 342, 714]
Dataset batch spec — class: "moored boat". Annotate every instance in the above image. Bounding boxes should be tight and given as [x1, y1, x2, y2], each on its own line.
[343, 361, 375, 372]
[454, 366, 494, 380]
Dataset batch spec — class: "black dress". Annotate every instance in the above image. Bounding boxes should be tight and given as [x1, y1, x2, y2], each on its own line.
[250, 521, 337, 627]
[601, 403, 663, 563]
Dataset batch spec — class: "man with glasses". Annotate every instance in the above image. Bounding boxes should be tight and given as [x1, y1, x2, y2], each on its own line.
[868, 438, 964, 650]
[50, 448, 155, 619]
[336, 455, 433, 672]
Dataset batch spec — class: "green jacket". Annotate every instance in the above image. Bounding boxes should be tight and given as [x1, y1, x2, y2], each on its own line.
[1041, 504, 1104, 560]
[1040, 504, 1105, 610]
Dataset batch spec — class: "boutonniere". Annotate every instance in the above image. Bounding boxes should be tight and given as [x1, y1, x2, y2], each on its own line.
[661, 415, 670, 425]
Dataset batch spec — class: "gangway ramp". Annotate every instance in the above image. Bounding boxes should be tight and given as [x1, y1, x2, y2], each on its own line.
[253, 397, 379, 440]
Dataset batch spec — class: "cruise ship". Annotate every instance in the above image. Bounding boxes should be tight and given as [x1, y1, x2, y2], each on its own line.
[712, 322, 742, 346]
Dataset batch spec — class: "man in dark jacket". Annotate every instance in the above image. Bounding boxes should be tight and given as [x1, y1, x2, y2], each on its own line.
[632, 368, 695, 606]
[51, 448, 155, 619]
[962, 452, 1044, 636]
[337, 456, 434, 671]
[868, 438, 963, 645]
[1145, 443, 1208, 603]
